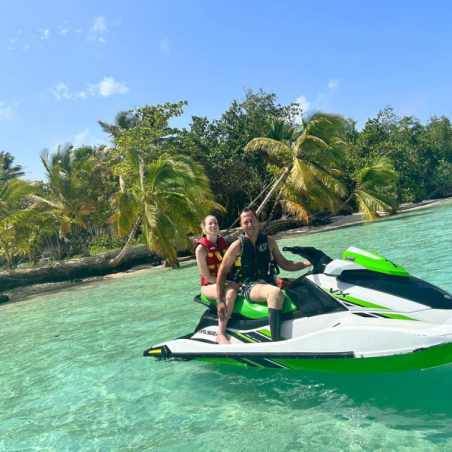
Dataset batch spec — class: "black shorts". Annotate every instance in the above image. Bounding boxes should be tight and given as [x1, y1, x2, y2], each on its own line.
[240, 280, 277, 302]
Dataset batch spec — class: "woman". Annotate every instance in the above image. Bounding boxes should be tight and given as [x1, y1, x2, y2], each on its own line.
[194, 215, 239, 344]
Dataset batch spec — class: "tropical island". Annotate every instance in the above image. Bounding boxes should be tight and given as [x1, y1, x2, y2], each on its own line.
[2, 89, 452, 299]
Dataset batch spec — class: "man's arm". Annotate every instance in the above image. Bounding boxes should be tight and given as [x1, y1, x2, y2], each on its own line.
[216, 240, 242, 300]
[269, 236, 311, 272]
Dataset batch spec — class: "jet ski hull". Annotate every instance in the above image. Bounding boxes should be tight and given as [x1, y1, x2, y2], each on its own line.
[145, 340, 452, 373]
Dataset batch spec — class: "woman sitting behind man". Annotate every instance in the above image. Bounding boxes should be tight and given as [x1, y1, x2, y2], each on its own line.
[194, 215, 239, 344]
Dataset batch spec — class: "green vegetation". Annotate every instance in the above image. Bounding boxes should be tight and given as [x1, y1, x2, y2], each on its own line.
[2, 90, 452, 269]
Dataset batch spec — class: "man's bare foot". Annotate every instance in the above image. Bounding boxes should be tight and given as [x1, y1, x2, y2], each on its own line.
[216, 334, 231, 344]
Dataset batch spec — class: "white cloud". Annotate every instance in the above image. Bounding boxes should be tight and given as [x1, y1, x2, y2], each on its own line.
[48, 77, 129, 101]
[160, 37, 170, 55]
[98, 37, 106, 44]
[0, 102, 18, 120]
[328, 79, 339, 90]
[5, 47, 14, 50]
[59, 29, 69, 35]
[75, 29, 83, 34]
[97, 77, 128, 96]
[11, 39, 18, 44]
[24, 45, 30, 50]
[40, 28, 50, 40]
[295, 95, 311, 113]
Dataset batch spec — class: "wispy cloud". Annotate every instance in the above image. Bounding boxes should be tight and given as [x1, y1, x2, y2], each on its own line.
[40, 28, 50, 40]
[48, 77, 129, 101]
[160, 37, 170, 55]
[5, 47, 14, 51]
[0, 102, 18, 120]
[88, 16, 108, 43]
[295, 79, 340, 120]
[328, 79, 339, 90]
[59, 29, 69, 35]
[24, 45, 30, 50]
[72, 128, 103, 148]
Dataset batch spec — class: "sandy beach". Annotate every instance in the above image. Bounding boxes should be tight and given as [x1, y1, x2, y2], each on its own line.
[2, 197, 451, 303]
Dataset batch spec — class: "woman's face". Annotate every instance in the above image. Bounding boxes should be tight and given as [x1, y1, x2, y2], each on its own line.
[203, 216, 219, 235]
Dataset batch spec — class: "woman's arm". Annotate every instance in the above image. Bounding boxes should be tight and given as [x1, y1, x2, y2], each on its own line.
[195, 245, 218, 284]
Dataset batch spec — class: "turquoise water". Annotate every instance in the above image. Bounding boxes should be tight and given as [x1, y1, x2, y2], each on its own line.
[2, 202, 452, 451]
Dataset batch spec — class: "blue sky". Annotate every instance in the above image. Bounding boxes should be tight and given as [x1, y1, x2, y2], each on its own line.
[2, 0, 452, 181]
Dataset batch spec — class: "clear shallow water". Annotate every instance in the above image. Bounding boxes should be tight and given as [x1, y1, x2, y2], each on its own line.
[2, 202, 452, 451]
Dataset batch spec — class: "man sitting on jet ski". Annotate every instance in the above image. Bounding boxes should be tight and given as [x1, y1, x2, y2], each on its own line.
[216, 208, 312, 341]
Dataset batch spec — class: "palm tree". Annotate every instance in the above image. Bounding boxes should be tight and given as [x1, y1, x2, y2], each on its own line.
[340, 158, 399, 220]
[0, 151, 25, 184]
[245, 112, 347, 223]
[37, 144, 103, 257]
[109, 150, 223, 267]
[98, 111, 139, 138]
[0, 178, 39, 266]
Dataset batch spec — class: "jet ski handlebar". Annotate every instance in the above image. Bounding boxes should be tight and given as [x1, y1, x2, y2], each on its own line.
[282, 246, 333, 274]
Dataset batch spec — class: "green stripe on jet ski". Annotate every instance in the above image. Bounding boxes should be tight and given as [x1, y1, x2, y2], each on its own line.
[376, 313, 418, 321]
[325, 289, 390, 310]
[259, 329, 272, 338]
[195, 342, 452, 372]
[258, 328, 286, 341]
[230, 332, 257, 343]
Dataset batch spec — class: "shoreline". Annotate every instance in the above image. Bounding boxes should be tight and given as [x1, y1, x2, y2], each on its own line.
[2, 197, 451, 304]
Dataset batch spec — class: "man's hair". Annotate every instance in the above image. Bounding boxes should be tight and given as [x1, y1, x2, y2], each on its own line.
[240, 208, 258, 219]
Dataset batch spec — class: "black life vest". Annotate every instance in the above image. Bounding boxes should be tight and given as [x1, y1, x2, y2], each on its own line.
[232, 232, 279, 284]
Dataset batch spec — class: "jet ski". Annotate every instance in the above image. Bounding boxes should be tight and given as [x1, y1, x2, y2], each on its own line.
[144, 246, 452, 373]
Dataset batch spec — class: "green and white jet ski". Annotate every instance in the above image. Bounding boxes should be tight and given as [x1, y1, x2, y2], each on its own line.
[144, 246, 452, 373]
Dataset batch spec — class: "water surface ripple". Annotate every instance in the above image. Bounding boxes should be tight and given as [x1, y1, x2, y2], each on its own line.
[2, 202, 452, 451]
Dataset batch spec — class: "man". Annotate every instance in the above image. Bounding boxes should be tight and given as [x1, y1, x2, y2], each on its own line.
[216, 208, 311, 341]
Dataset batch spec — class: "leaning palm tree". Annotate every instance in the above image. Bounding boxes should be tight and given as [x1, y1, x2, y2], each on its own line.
[342, 158, 400, 220]
[109, 150, 223, 267]
[245, 112, 347, 221]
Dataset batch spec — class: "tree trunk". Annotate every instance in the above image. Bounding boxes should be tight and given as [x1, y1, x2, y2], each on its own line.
[109, 217, 141, 267]
[79, 236, 90, 257]
[262, 195, 281, 232]
[255, 166, 291, 217]
[226, 179, 275, 232]
[321, 193, 355, 222]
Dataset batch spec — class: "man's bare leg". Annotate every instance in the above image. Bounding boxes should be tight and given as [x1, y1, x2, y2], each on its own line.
[249, 283, 284, 341]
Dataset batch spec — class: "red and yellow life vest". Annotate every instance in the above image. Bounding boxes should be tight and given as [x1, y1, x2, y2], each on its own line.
[194, 235, 229, 286]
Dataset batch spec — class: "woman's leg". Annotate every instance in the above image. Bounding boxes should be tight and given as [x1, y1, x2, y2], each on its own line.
[200, 284, 237, 344]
